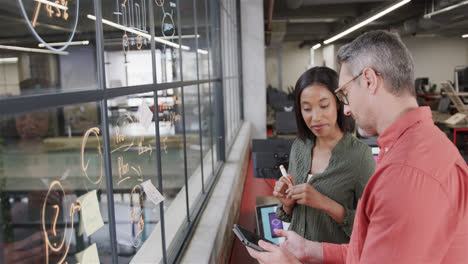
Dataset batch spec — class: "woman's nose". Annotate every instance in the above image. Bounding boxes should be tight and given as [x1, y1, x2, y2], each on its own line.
[311, 110, 322, 121]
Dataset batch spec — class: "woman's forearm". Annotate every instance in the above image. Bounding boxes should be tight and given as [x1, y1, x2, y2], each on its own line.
[283, 204, 294, 215]
[322, 197, 345, 223]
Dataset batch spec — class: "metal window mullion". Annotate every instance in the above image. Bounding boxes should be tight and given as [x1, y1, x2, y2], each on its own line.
[236, 0, 244, 120]
[148, 1, 168, 263]
[229, 15, 234, 143]
[176, 0, 190, 224]
[193, 0, 205, 194]
[233, 16, 238, 131]
[205, 0, 215, 175]
[222, 9, 230, 147]
[93, 0, 118, 262]
[0, 79, 219, 116]
[211, 0, 225, 162]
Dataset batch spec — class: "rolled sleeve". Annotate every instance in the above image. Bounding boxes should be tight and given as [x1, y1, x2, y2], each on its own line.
[275, 203, 292, 222]
[336, 207, 355, 237]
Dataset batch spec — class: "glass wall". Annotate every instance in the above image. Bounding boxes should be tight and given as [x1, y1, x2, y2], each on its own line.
[220, 0, 243, 150]
[0, 0, 242, 263]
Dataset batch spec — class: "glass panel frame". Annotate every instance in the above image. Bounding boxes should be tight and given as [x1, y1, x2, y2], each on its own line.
[0, 0, 242, 263]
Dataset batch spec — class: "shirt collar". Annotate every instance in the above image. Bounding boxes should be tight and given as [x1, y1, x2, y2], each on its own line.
[377, 106, 432, 150]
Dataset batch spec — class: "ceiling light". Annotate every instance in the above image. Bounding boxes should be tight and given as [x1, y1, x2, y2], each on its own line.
[34, 0, 68, 11]
[324, 0, 411, 45]
[197, 49, 208, 55]
[0, 44, 69, 55]
[462, 34, 468, 38]
[312, 44, 321, 50]
[424, 0, 468, 19]
[161, 34, 200, 40]
[0, 57, 18, 64]
[87, 15, 190, 51]
[38, 40, 89, 48]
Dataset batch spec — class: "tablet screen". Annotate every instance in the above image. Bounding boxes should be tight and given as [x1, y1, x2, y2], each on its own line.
[268, 212, 283, 238]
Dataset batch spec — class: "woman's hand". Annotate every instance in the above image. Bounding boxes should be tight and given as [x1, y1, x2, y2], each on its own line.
[287, 183, 345, 223]
[273, 175, 296, 213]
[286, 183, 326, 210]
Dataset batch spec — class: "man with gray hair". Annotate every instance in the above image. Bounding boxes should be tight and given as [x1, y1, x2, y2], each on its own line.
[246, 30, 468, 263]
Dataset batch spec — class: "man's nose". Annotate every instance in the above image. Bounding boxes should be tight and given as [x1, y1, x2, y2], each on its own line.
[343, 105, 352, 116]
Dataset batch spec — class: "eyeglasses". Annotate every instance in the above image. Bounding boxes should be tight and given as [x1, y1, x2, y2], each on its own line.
[334, 72, 363, 105]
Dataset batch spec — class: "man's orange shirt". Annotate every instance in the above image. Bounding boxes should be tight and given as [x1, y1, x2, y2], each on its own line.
[323, 107, 468, 263]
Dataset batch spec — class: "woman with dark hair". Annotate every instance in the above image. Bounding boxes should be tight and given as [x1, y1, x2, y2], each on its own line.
[274, 66, 375, 244]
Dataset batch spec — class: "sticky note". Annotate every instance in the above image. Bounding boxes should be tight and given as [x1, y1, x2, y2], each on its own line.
[76, 243, 100, 264]
[78, 190, 104, 236]
[137, 101, 153, 130]
[140, 180, 165, 206]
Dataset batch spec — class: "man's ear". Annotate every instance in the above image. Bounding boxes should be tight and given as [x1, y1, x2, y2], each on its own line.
[363, 68, 379, 95]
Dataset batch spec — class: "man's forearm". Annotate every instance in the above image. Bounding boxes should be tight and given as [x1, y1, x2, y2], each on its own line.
[301, 240, 324, 264]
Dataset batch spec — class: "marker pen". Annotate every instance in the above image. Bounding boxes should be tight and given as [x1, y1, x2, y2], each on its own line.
[279, 165, 293, 186]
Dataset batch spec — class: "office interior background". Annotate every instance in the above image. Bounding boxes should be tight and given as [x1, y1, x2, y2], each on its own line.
[0, 0, 467, 263]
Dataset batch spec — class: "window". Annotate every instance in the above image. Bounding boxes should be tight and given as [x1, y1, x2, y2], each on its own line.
[0, 0, 242, 263]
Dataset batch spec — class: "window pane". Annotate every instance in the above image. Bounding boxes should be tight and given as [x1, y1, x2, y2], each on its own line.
[180, 1, 197, 82]
[0, 1, 98, 98]
[201, 83, 214, 186]
[158, 87, 187, 253]
[197, 0, 210, 80]
[106, 92, 161, 262]
[153, 0, 181, 83]
[100, 0, 154, 88]
[0, 102, 114, 263]
[181, 85, 203, 215]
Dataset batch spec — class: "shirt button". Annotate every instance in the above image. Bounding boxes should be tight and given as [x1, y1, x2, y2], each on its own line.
[385, 147, 389, 152]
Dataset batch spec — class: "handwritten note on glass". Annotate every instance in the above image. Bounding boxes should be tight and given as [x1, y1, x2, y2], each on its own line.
[141, 179, 165, 206]
[137, 101, 153, 130]
[78, 190, 104, 236]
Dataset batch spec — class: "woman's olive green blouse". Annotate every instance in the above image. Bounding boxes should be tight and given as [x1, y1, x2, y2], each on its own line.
[276, 133, 375, 244]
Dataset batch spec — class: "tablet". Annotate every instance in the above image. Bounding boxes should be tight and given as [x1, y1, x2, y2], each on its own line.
[255, 204, 290, 244]
[232, 224, 266, 252]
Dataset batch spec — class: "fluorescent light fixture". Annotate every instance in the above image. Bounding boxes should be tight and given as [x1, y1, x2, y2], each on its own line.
[424, 0, 468, 19]
[38, 40, 89, 48]
[0, 44, 69, 55]
[161, 34, 200, 40]
[312, 43, 321, 50]
[34, 0, 68, 10]
[0, 57, 18, 64]
[87, 15, 190, 50]
[197, 49, 208, 55]
[324, 0, 411, 45]
[462, 34, 468, 38]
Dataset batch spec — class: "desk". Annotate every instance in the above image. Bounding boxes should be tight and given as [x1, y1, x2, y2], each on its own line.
[431, 111, 451, 123]
[440, 122, 468, 153]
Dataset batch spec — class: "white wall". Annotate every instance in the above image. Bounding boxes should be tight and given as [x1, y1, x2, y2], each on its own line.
[265, 42, 311, 91]
[241, 0, 266, 139]
[282, 42, 312, 90]
[402, 36, 468, 90]
[323, 44, 338, 71]
[0, 61, 20, 96]
[265, 48, 280, 89]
